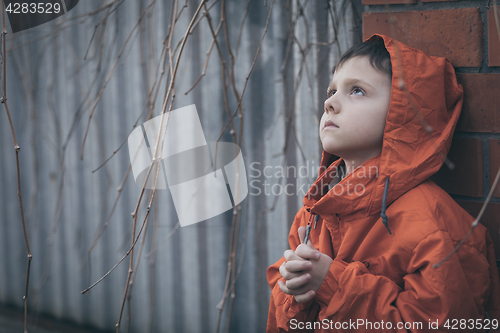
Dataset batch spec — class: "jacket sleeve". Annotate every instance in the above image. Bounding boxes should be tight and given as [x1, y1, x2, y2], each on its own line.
[267, 207, 321, 332]
[313, 229, 489, 332]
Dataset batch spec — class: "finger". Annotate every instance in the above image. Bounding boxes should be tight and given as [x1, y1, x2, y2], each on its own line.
[295, 244, 321, 260]
[298, 226, 316, 248]
[284, 250, 304, 262]
[298, 226, 305, 244]
[278, 280, 308, 296]
[294, 290, 316, 303]
[285, 273, 310, 290]
[282, 260, 312, 273]
[278, 280, 294, 295]
[279, 262, 303, 280]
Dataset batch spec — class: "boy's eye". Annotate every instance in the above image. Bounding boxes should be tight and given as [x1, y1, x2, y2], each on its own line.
[327, 86, 364, 98]
[351, 86, 364, 96]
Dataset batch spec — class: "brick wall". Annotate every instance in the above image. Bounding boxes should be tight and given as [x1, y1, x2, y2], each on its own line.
[361, 0, 500, 275]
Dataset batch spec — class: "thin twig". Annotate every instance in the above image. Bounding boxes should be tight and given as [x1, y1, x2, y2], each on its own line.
[92, 41, 169, 173]
[184, 17, 222, 95]
[1, 1, 32, 331]
[144, 221, 180, 257]
[80, 208, 152, 294]
[6, 0, 124, 53]
[216, 0, 275, 144]
[80, 0, 157, 160]
[146, 199, 161, 333]
[200, 3, 237, 144]
[433, 167, 500, 268]
[234, 0, 252, 60]
[216, 1, 275, 331]
[114, 1, 207, 330]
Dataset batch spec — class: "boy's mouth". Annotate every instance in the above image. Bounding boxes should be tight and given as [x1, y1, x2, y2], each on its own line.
[324, 119, 339, 129]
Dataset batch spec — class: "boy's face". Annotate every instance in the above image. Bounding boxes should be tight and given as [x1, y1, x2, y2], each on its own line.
[319, 56, 391, 165]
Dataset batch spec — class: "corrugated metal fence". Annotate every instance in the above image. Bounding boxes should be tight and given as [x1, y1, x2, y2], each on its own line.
[0, 0, 356, 332]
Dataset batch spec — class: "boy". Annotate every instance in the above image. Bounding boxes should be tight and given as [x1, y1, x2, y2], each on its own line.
[267, 34, 500, 332]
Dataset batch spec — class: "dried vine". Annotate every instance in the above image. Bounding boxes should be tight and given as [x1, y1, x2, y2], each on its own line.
[1, 0, 32, 331]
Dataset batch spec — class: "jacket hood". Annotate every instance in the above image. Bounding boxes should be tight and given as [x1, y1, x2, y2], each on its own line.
[304, 34, 464, 222]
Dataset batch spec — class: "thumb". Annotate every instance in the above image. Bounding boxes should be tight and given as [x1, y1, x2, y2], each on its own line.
[297, 226, 316, 249]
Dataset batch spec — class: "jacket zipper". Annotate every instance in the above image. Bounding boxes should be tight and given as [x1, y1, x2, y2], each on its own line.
[304, 212, 320, 244]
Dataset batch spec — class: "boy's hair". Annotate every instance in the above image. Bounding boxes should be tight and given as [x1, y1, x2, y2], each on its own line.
[333, 36, 392, 79]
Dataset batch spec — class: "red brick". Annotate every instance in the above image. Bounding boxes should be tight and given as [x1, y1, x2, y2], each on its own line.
[362, 0, 416, 4]
[433, 137, 484, 197]
[488, 9, 500, 67]
[490, 139, 500, 198]
[455, 74, 500, 133]
[362, 8, 483, 67]
[457, 200, 500, 262]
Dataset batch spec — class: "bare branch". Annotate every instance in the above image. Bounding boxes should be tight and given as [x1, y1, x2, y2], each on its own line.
[216, 0, 275, 144]
[81, 0, 157, 160]
[1, 1, 32, 331]
[434, 167, 500, 268]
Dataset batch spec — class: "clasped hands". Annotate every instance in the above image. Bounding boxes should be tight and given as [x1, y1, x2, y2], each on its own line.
[278, 226, 333, 303]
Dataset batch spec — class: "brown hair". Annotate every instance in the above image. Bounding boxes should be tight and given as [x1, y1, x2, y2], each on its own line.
[333, 36, 392, 78]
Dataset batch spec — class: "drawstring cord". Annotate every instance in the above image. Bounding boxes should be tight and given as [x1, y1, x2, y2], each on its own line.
[380, 177, 392, 235]
[304, 213, 321, 244]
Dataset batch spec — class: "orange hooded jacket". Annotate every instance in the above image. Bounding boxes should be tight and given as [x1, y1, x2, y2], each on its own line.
[266, 34, 500, 332]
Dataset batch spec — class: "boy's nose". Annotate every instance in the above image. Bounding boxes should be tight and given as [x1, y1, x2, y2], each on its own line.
[324, 100, 339, 114]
